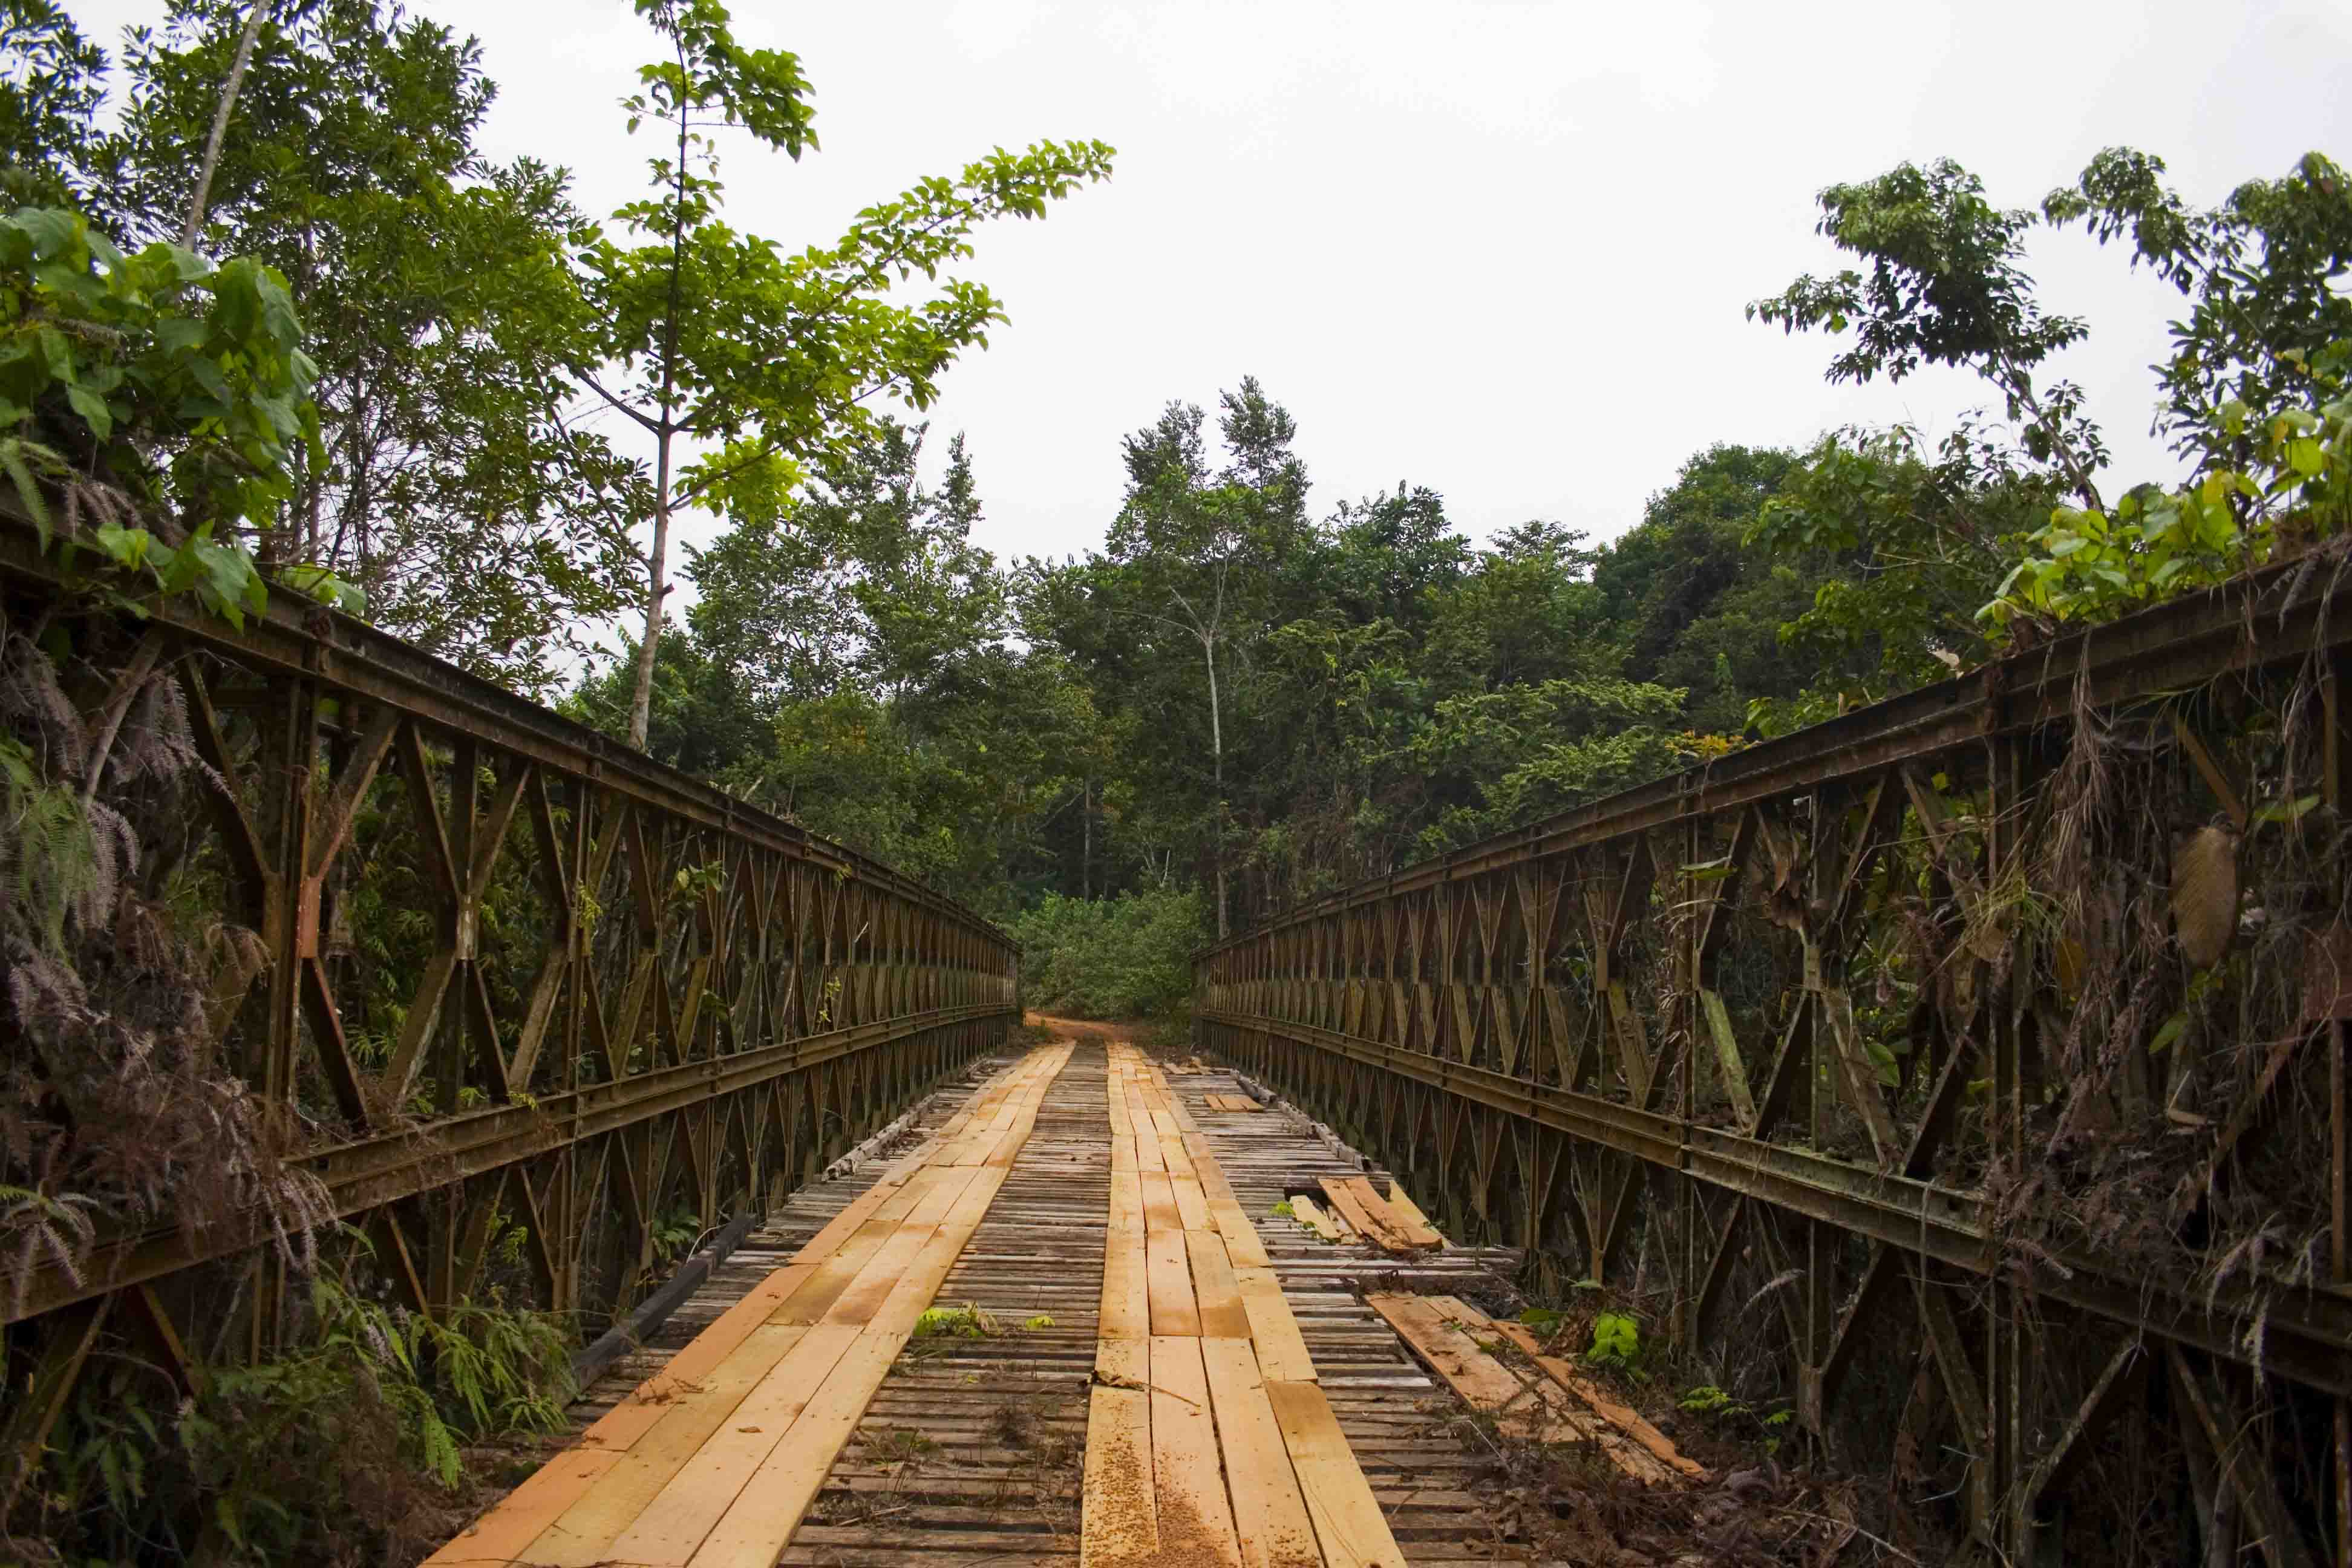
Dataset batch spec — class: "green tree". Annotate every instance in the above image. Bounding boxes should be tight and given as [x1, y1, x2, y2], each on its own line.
[1098, 377, 1312, 935]
[0, 0, 104, 206]
[2045, 148, 2352, 460]
[1749, 157, 2107, 508]
[87, 0, 642, 694]
[580, 0, 1112, 746]
[1757, 148, 2352, 639]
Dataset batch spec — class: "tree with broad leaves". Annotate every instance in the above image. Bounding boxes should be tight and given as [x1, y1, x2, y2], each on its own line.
[578, 0, 1112, 748]
[1100, 377, 1310, 937]
[1748, 157, 2108, 511]
[76, 0, 644, 695]
[0, 0, 105, 207]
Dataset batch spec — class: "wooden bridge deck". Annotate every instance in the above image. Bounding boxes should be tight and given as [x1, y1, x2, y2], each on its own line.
[428, 1029, 1529, 1567]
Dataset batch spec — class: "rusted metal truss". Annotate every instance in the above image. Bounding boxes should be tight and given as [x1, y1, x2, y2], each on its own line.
[0, 524, 1017, 1504]
[1198, 564, 2352, 1566]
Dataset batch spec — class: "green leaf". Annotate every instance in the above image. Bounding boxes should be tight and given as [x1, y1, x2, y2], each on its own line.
[64, 383, 111, 440]
[2253, 792, 2321, 826]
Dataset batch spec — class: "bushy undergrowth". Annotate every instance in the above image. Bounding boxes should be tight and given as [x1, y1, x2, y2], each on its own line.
[27, 1274, 573, 1564]
[1009, 889, 1203, 1019]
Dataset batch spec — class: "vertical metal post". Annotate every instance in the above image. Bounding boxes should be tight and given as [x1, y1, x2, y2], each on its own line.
[1676, 805, 1702, 1349]
[2325, 656, 2350, 1568]
[257, 675, 319, 1356]
[1986, 727, 2029, 1559]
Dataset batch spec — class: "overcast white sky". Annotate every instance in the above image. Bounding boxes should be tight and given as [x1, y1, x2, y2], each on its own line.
[74, 0, 2352, 571]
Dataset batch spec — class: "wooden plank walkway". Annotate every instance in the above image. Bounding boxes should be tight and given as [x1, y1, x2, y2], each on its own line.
[426, 1045, 1075, 1567]
[426, 1030, 1538, 1566]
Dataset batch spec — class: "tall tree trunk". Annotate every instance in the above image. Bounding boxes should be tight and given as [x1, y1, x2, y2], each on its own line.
[627, 59, 693, 751]
[181, 0, 271, 247]
[1204, 636, 1227, 938]
[629, 446, 673, 748]
[1080, 775, 1092, 900]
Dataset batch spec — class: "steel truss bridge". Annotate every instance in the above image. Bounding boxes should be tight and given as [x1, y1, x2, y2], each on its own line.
[1198, 564, 2352, 1565]
[0, 523, 1018, 1517]
[2, 518, 2348, 1563]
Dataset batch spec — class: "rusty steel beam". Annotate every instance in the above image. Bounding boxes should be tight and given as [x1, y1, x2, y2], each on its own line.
[1202, 1009, 2352, 1398]
[1198, 560, 2352, 950]
[4, 1002, 1008, 1327]
[0, 523, 1003, 945]
[0, 503, 1022, 1523]
[1198, 565, 2352, 1564]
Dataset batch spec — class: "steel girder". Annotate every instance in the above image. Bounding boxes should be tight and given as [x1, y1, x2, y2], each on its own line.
[1197, 564, 2352, 1566]
[0, 523, 1018, 1511]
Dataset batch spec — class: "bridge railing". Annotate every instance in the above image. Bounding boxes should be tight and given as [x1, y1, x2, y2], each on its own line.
[1197, 562, 2351, 1563]
[0, 516, 1016, 1471]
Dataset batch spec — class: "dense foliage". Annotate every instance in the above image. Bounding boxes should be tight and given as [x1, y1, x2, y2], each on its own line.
[609, 146, 2350, 991]
[1010, 889, 1203, 1021]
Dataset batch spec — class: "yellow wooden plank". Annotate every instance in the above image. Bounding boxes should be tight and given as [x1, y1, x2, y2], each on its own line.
[1146, 1227, 1200, 1336]
[1235, 1266, 1316, 1384]
[1263, 1379, 1407, 1568]
[420, 1448, 621, 1566]
[1190, 1145, 1241, 1207]
[769, 1171, 942, 1324]
[1382, 1180, 1441, 1245]
[866, 1166, 1010, 1339]
[1082, 1336, 1158, 1565]
[1148, 1335, 1243, 1566]
[595, 1321, 863, 1565]
[1211, 1201, 1270, 1268]
[574, 1263, 812, 1453]
[1186, 1227, 1252, 1339]
[1102, 1225, 1151, 1339]
[442, 1042, 1071, 1568]
[786, 1176, 915, 1269]
[521, 1322, 809, 1566]
[1169, 1172, 1213, 1231]
[820, 1164, 981, 1324]
[684, 1330, 901, 1566]
[1140, 1172, 1183, 1235]
[1201, 1338, 1321, 1568]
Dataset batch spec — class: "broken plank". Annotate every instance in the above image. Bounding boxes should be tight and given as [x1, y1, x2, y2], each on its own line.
[1343, 1175, 1440, 1249]
[1287, 1192, 1347, 1243]
[1319, 1177, 1417, 1252]
[1366, 1293, 1547, 1426]
[1382, 1181, 1442, 1246]
[1485, 1319, 1701, 1484]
